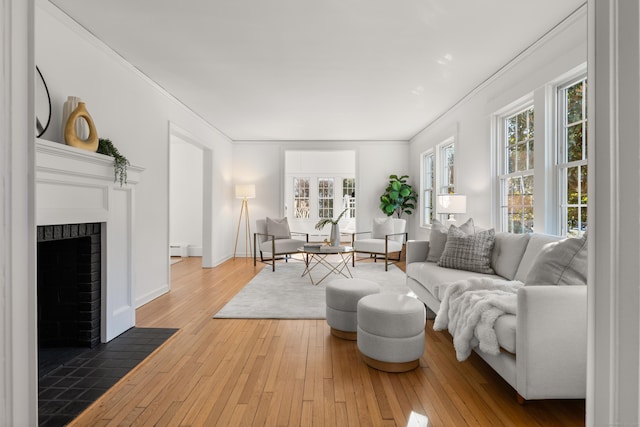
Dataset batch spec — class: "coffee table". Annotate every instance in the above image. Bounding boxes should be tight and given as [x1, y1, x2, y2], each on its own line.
[298, 245, 355, 286]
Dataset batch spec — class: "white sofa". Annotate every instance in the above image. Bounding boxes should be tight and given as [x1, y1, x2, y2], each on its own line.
[406, 232, 587, 402]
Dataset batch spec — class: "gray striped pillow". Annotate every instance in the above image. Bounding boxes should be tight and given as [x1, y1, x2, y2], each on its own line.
[438, 226, 496, 274]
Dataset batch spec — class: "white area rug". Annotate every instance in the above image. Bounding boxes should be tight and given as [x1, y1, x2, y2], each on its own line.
[213, 261, 410, 319]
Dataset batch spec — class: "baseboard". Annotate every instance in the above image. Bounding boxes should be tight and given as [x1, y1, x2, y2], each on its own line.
[135, 284, 170, 308]
[188, 246, 202, 257]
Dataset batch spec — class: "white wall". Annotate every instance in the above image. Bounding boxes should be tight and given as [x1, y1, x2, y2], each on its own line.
[170, 138, 203, 256]
[35, 2, 234, 307]
[232, 141, 410, 255]
[408, 7, 587, 241]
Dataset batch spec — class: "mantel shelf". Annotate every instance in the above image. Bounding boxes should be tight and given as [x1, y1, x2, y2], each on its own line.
[36, 138, 144, 184]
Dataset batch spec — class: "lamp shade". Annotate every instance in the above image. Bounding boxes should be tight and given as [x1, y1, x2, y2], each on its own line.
[235, 184, 256, 199]
[437, 194, 467, 214]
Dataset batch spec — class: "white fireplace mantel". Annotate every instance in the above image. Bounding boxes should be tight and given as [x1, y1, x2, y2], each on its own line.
[36, 138, 145, 342]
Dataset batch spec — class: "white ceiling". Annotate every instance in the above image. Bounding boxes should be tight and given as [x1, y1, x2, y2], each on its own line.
[49, 0, 585, 141]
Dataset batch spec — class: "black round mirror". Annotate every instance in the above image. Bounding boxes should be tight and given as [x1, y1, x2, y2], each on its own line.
[35, 66, 51, 138]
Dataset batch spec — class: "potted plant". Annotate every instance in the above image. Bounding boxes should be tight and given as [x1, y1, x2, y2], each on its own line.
[98, 138, 130, 187]
[315, 208, 348, 246]
[379, 174, 418, 218]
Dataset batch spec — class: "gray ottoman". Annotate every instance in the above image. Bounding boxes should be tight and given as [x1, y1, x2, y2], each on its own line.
[357, 293, 426, 372]
[326, 278, 380, 340]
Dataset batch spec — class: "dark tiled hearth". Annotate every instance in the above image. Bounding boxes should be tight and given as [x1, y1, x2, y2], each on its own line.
[38, 327, 178, 427]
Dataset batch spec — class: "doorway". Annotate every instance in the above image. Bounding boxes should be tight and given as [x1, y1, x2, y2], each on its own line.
[169, 123, 214, 270]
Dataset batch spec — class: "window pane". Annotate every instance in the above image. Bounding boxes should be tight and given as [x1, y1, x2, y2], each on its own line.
[342, 178, 356, 219]
[318, 178, 334, 219]
[567, 166, 579, 204]
[567, 81, 584, 124]
[508, 145, 516, 174]
[528, 108, 535, 137]
[507, 117, 516, 145]
[567, 206, 579, 236]
[517, 143, 527, 172]
[293, 177, 310, 219]
[567, 123, 583, 162]
[517, 113, 528, 142]
[444, 145, 455, 187]
[528, 140, 534, 169]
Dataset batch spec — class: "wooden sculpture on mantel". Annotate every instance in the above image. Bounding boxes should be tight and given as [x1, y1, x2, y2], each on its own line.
[63, 97, 98, 152]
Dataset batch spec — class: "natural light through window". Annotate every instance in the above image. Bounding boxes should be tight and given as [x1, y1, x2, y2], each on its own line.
[499, 105, 535, 233]
[558, 77, 588, 236]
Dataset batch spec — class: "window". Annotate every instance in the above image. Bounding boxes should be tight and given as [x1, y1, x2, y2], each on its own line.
[342, 178, 356, 218]
[558, 78, 587, 236]
[318, 178, 334, 219]
[293, 177, 310, 219]
[440, 142, 455, 195]
[420, 139, 455, 227]
[498, 106, 535, 233]
[422, 151, 435, 225]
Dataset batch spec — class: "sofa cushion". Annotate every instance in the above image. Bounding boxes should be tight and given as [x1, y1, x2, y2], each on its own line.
[491, 232, 530, 280]
[372, 217, 394, 239]
[494, 314, 516, 353]
[513, 234, 563, 282]
[438, 227, 495, 274]
[525, 234, 587, 286]
[427, 218, 474, 262]
[266, 217, 291, 239]
[406, 262, 503, 301]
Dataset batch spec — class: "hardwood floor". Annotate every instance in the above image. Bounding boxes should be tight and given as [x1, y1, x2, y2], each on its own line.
[69, 257, 585, 426]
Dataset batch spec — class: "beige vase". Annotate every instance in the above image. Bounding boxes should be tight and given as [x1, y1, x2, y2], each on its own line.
[64, 101, 98, 152]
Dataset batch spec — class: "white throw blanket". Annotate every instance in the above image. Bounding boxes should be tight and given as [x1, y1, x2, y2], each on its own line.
[433, 277, 523, 361]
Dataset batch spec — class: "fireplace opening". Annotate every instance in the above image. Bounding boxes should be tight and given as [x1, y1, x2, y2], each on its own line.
[37, 223, 101, 375]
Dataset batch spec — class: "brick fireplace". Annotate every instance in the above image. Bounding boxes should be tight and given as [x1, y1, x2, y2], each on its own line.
[37, 223, 102, 349]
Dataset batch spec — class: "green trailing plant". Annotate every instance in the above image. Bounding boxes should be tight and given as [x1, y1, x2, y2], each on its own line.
[314, 208, 348, 231]
[98, 138, 130, 187]
[379, 174, 418, 218]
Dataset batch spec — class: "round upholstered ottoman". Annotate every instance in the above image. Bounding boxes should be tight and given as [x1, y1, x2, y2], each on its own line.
[326, 278, 380, 340]
[357, 293, 426, 372]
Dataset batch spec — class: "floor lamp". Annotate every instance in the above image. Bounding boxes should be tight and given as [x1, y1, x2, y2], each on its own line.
[233, 184, 255, 259]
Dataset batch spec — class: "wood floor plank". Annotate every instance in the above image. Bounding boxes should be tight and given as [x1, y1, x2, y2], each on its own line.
[68, 256, 585, 427]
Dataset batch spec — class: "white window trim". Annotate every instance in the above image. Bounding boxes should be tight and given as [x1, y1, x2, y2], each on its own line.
[494, 97, 535, 233]
[420, 148, 435, 227]
[556, 74, 588, 237]
[435, 137, 456, 223]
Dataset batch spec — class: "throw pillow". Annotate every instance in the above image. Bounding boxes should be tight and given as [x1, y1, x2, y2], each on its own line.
[372, 217, 394, 239]
[427, 218, 474, 263]
[438, 227, 496, 274]
[525, 233, 587, 286]
[491, 232, 530, 280]
[266, 217, 291, 239]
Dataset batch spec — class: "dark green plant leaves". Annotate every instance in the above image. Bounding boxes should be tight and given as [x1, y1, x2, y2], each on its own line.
[379, 174, 418, 218]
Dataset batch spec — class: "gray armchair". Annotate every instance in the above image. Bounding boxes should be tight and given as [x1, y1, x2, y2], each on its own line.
[351, 218, 407, 271]
[254, 217, 309, 271]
